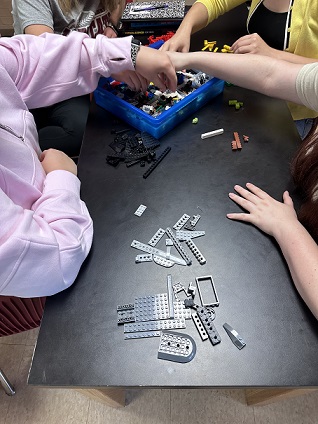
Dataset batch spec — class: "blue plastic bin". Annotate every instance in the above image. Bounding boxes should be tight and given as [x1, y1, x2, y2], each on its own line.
[94, 76, 224, 139]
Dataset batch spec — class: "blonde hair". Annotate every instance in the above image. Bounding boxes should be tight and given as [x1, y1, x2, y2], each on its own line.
[58, 0, 124, 14]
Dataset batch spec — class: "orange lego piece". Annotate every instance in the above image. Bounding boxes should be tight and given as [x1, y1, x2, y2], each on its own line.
[233, 132, 242, 149]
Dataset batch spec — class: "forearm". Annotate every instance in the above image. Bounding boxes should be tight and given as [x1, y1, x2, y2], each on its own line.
[174, 51, 302, 104]
[274, 221, 318, 319]
[176, 2, 209, 36]
[270, 48, 318, 65]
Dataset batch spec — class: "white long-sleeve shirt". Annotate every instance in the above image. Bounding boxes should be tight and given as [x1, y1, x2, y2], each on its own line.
[296, 62, 318, 113]
[0, 31, 134, 297]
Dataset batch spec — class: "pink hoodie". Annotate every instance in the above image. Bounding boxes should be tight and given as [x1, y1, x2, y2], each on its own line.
[0, 31, 134, 297]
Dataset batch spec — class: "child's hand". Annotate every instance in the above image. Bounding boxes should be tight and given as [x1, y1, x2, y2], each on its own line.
[227, 183, 298, 237]
[40, 149, 77, 176]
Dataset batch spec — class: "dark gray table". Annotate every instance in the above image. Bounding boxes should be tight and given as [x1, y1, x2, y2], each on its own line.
[28, 6, 318, 407]
[28, 85, 318, 406]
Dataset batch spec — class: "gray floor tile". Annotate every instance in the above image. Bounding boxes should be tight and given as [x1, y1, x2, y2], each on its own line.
[0, 331, 29, 346]
[0, 344, 24, 424]
[171, 389, 255, 424]
[24, 328, 40, 346]
[253, 390, 318, 424]
[87, 389, 171, 424]
[4, 345, 90, 424]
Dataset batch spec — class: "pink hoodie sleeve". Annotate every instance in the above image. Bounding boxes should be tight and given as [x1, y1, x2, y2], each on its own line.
[0, 170, 94, 297]
[1, 31, 134, 109]
[0, 32, 137, 297]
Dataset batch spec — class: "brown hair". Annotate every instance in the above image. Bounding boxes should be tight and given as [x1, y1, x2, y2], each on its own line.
[58, 0, 124, 14]
[290, 118, 318, 242]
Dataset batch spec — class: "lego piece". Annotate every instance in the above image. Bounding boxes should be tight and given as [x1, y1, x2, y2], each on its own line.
[165, 239, 172, 260]
[153, 255, 175, 267]
[223, 323, 246, 350]
[117, 303, 134, 311]
[233, 132, 242, 149]
[173, 213, 191, 230]
[172, 282, 189, 299]
[148, 228, 165, 247]
[190, 214, 201, 226]
[196, 275, 219, 307]
[134, 204, 147, 216]
[117, 309, 135, 324]
[185, 239, 206, 265]
[167, 274, 174, 319]
[176, 230, 205, 241]
[134, 293, 170, 322]
[187, 282, 196, 297]
[184, 298, 196, 308]
[143, 146, 171, 179]
[173, 300, 192, 319]
[165, 227, 192, 266]
[158, 330, 197, 363]
[131, 240, 187, 266]
[196, 306, 221, 345]
[201, 128, 224, 139]
[192, 312, 209, 341]
[125, 331, 161, 339]
[117, 303, 135, 324]
[124, 318, 186, 333]
[202, 40, 217, 52]
[135, 254, 153, 263]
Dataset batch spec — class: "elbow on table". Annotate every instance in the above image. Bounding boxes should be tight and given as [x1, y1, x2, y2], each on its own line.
[0, 227, 93, 298]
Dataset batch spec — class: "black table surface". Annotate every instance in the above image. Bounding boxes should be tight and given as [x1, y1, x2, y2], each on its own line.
[28, 86, 318, 388]
[28, 5, 318, 388]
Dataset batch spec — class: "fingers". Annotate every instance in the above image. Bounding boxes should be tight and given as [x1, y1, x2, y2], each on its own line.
[39, 150, 47, 161]
[226, 212, 252, 222]
[283, 190, 294, 207]
[228, 191, 254, 213]
[126, 72, 148, 92]
[244, 182, 268, 199]
[227, 183, 269, 214]
[231, 183, 268, 204]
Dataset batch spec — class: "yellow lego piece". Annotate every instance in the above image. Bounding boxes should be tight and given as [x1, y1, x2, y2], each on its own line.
[202, 40, 216, 52]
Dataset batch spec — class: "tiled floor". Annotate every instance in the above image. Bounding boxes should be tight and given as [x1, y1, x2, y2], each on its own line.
[1, 329, 318, 424]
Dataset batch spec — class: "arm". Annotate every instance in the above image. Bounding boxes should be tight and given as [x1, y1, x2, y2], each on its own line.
[161, 0, 244, 52]
[161, 2, 209, 52]
[167, 50, 302, 104]
[227, 184, 318, 319]
[25, 24, 53, 35]
[0, 150, 93, 298]
[231, 33, 318, 64]
[0, 32, 177, 109]
[12, 0, 54, 34]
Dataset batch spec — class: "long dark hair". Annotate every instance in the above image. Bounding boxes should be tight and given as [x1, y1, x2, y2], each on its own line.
[290, 118, 318, 242]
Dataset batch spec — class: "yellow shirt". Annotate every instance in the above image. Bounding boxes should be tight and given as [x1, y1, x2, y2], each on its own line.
[195, 0, 318, 120]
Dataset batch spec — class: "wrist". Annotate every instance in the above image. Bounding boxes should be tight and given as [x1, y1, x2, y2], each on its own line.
[105, 20, 122, 36]
[131, 38, 141, 69]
